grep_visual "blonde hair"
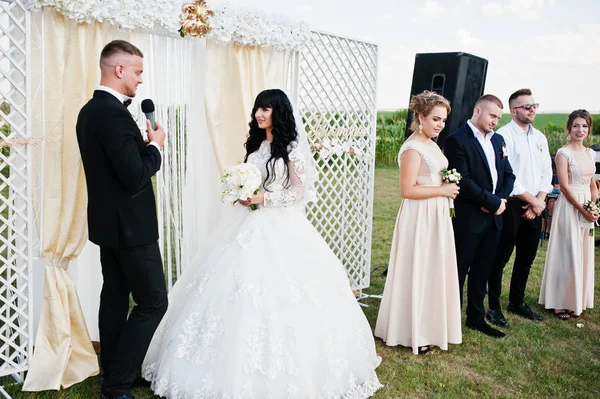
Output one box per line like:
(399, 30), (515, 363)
(408, 90), (451, 132)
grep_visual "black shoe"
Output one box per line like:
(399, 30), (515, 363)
(486, 309), (510, 328)
(466, 321), (507, 338)
(508, 302), (543, 321)
(100, 394), (135, 399)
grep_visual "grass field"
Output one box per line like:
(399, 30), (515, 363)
(378, 111), (590, 133)
(376, 111), (600, 165)
(3, 166), (599, 398)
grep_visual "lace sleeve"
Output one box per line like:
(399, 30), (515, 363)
(263, 146), (306, 208)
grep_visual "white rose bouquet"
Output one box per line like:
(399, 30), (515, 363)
(441, 168), (462, 217)
(221, 163), (263, 210)
(582, 199), (600, 236)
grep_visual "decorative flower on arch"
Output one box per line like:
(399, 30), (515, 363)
(179, 0), (213, 38)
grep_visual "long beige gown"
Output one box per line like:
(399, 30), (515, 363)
(375, 139), (462, 354)
(539, 147), (595, 315)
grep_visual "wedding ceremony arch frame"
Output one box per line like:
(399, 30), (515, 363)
(0, 3), (378, 390)
(154, 29), (379, 295)
(0, 0), (34, 393)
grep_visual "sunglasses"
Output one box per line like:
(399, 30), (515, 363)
(513, 103), (539, 110)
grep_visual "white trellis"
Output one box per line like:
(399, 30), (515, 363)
(0, 0), (33, 393)
(292, 31), (378, 294)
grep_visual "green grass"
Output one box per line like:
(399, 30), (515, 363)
(363, 166), (600, 398)
(377, 111), (600, 164)
(497, 113), (569, 131)
(3, 166), (600, 398)
(378, 111), (576, 132)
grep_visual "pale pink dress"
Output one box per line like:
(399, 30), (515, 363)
(539, 147), (595, 315)
(374, 139), (462, 354)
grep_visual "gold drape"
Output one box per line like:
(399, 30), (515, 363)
(24, 8), (144, 391)
(204, 41), (291, 169)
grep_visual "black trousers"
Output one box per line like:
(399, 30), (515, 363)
(99, 242), (168, 396)
(488, 199), (542, 309)
(454, 225), (501, 327)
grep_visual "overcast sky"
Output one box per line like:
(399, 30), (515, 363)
(223, 0), (599, 112)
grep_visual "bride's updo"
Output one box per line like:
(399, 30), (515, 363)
(408, 90), (451, 132)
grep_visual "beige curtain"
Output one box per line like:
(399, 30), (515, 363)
(204, 41), (291, 169)
(24, 8), (145, 391)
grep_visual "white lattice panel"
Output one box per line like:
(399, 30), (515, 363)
(0, 0), (32, 378)
(296, 31), (378, 290)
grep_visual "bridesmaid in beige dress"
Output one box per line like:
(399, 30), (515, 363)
(539, 109), (598, 319)
(375, 91), (462, 355)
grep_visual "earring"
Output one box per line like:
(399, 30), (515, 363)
(418, 124), (423, 135)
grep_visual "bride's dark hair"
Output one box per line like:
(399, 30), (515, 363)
(244, 89), (298, 188)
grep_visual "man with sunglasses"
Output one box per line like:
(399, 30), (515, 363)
(486, 88), (553, 328)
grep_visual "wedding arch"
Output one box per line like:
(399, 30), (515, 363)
(0, 0), (378, 394)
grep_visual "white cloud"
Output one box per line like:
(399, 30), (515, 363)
(417, 1), (445, 19)
(481, 3), (505, 17)
(388, 46), (410, 62)
(505, 0), (547, 21)
(481, 0), (554, 21)
(456, 28), (484, 48)
(379, 14), (394, 20)
(531, 24), (600, 65)
(294, 5), (313, 13)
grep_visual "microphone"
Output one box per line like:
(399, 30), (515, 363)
(141, 99), (156, 130)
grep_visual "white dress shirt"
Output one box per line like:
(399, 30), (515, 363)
(496, 119), (552, 197)
(96, 86), (161, 153)
(468, 120), (498, 193)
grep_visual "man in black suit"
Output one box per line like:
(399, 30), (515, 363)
(444, 95), (515, 338)
(76, 40), (168, 399)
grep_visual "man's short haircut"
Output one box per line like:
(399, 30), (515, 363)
(99, 40), (143, 69)
(475, 94), (503, 110)
(508, 88), (532, 108)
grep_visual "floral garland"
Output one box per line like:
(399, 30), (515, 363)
(311, 137), (369, 161)
(205, 4), (311, 51)
(25, 0), (311, 51)
(26, 0), (183, 32)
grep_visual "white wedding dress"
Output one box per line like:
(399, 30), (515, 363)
(142, 140), (382, 398)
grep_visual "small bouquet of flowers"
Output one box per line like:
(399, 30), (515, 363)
(441, 168), (462, 217)
(582, 199), (600, 236)
(221, 163), (262, 210)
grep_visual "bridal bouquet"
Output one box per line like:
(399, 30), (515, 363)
(441, 168), (462, 217)
(221, 163), (262, 210)
(582, 199), (600, 236)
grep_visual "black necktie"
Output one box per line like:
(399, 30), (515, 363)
(123, 99), (132, 108)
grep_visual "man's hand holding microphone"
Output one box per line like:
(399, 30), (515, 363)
(142, 99), (166, 150)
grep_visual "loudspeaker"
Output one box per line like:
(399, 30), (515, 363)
(406, 52), (488, 147)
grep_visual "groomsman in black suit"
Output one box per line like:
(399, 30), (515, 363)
(76, 40), (168, 399)
(444, 95), (515, 338)
(487, 89), (551, 326)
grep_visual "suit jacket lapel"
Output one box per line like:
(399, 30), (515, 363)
(465, 125), (493, 186)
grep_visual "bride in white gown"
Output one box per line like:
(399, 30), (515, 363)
(142, 89), (382, 398)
